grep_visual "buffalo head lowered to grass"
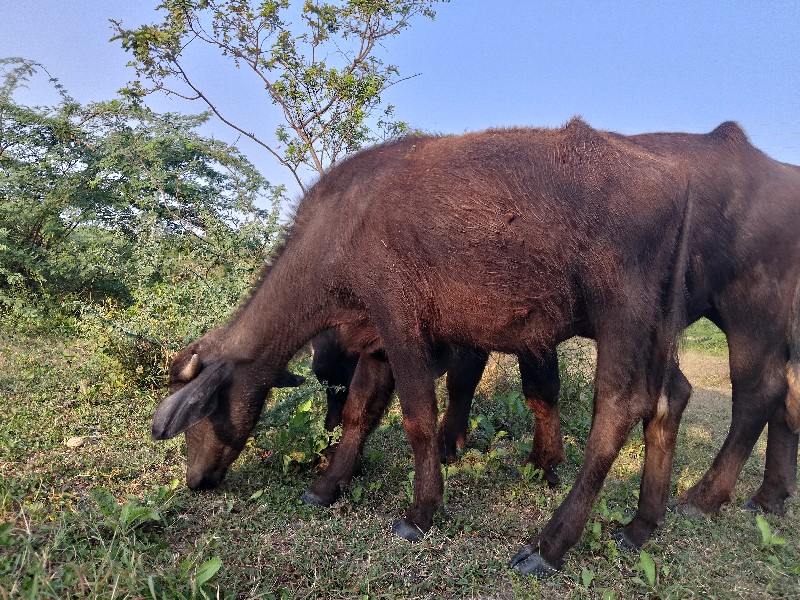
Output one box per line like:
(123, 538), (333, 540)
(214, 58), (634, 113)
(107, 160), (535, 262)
(152, 118), (699, 576)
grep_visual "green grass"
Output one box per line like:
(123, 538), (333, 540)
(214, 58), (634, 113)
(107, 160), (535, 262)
(684, 318), (729, 356)
(1, 325), (798, 598)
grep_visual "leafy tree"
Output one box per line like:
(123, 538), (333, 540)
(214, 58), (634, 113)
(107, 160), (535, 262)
(1, 59), (127, 301)
(113, 0), (443, 194)
(0, 58), (282, 336)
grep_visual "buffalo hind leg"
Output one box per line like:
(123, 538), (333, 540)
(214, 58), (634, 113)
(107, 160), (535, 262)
(615, 367), (692, 549)
(301, 350), (394, 507)
(511, 387), (646, 576)
(519, 350), (565, 487)
(673, 344), (786, 517)
(438, 346), (489, 463)
(744, 408), (798, 514)
(511, 330), (655, 577)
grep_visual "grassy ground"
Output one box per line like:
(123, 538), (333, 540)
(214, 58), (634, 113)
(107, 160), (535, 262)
(1, 320), (798, 598)
(683, 318), (729, 357)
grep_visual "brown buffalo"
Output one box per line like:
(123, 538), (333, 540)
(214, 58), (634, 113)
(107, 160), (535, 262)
(151, 119), (693, 576)
(317, 122), (800, 555)
(507, 123), (800, 532)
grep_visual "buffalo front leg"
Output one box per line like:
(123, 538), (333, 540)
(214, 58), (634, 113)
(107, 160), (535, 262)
(615, 367), (692, 549)
(310, 331), (359, 432)
(323, 384), (349, 432)
(519, 350), (565, 486)
(438, 346), (489, 463)
(301, 351), (394, 507)
(389, 361), (443, 542)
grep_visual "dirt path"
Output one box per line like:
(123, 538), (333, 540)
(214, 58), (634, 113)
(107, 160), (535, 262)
(564, 340), (734, 434)
(679, 349), (732, 438)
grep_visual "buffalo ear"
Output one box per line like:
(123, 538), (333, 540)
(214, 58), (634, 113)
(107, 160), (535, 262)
(152, 360), (231, 440)
(275, 370), (306, 388)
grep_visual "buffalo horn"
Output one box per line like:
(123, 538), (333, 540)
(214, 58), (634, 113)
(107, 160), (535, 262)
(179, 353), (202, 381)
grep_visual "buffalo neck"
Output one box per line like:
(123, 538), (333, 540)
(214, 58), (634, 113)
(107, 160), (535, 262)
(212, 239), (333, 380)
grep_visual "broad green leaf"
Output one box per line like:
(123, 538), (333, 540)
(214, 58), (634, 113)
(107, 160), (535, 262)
(639, 550), (656, 587)
(581, 568), (595, 589)
(195, 556), (222, 587)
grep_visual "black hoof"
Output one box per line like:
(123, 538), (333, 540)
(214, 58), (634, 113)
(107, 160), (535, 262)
(509, 547), (558, 578)
(299, 489), (335, 507)
(611, 529), (639, 551)
(391, 518), (424, 542)
(743, 497), (786, 515)
(741, 499), (761, 513)
(544, 470), (561, 488)
(509, 544), (536, 567)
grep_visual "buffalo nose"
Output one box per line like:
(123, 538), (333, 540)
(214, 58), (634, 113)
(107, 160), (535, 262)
(186, 469), (225, 491)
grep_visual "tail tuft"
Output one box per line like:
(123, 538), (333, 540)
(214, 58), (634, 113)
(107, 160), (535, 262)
(786, 278), (800, 434)
(786, 363), (800, 434)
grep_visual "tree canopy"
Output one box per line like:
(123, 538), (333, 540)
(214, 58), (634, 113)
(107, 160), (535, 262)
(0, 57), (281, 307)
(113, 0), (443, 194)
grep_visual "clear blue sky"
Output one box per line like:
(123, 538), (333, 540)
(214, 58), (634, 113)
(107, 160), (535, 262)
(2, 1), (799, 195)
